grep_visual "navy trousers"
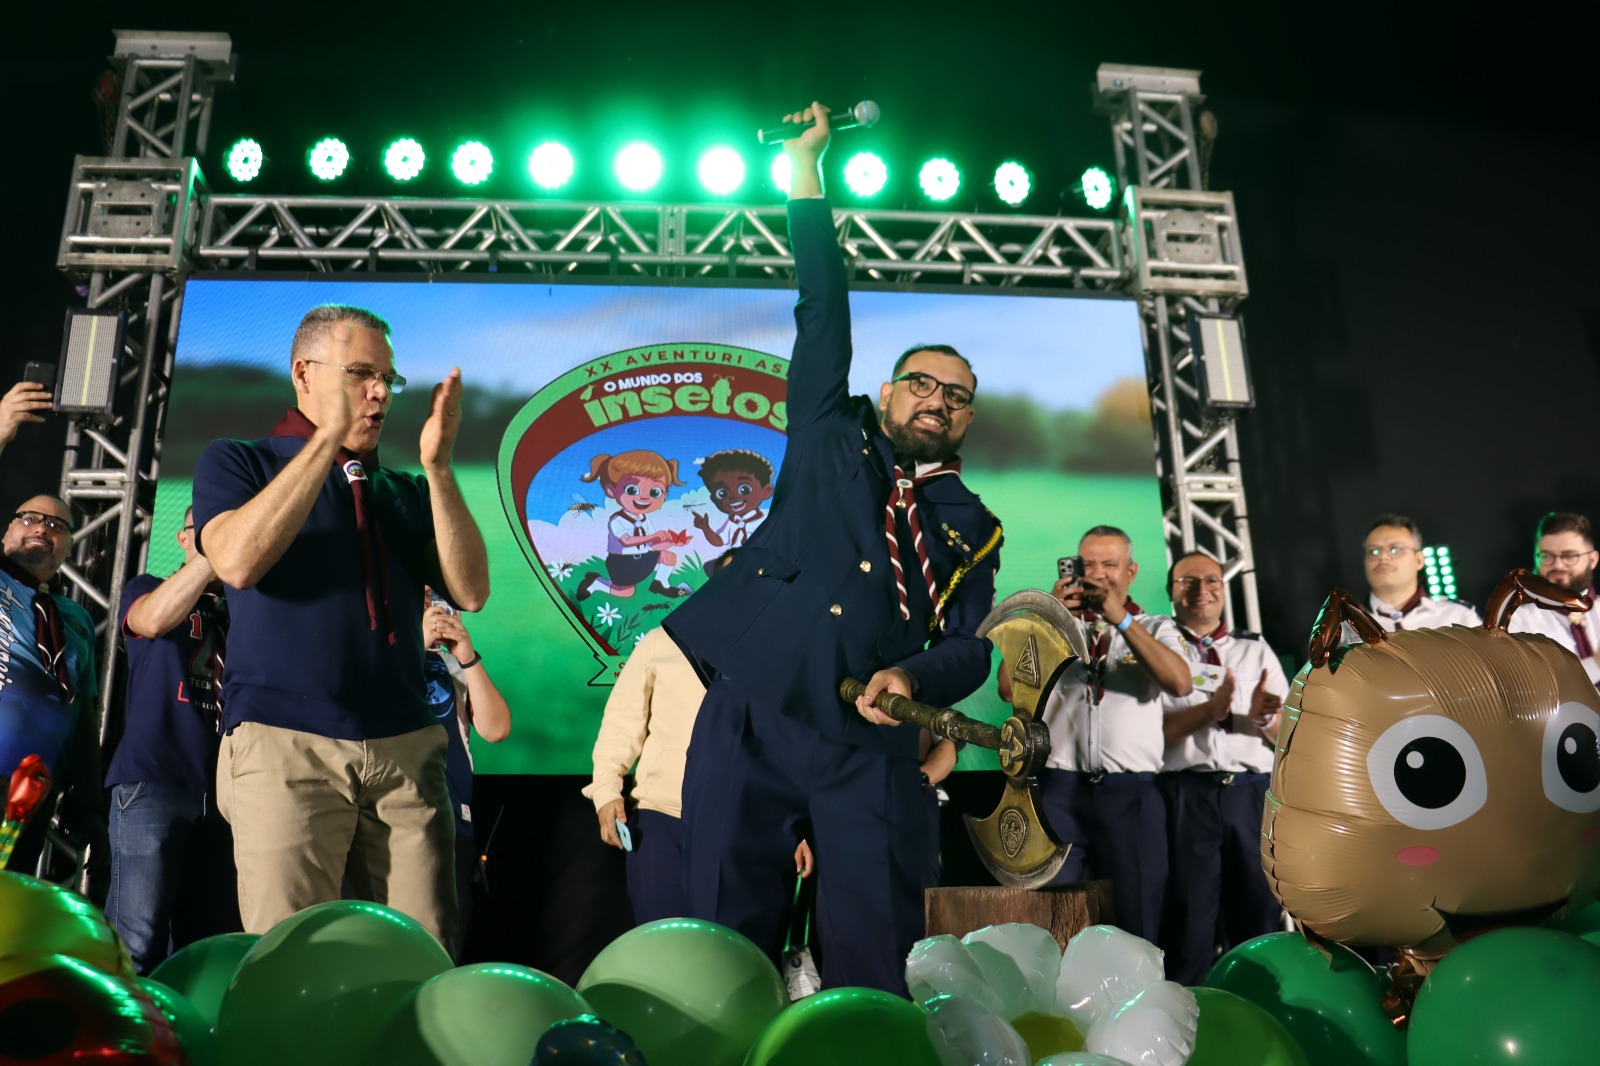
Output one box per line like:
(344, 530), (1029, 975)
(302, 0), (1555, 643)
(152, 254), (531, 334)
(1158, 770), (1283, 985)
(1036, 768), (1167, 943)
(625, 808), (687, 925)
(681, 678), (932, 996)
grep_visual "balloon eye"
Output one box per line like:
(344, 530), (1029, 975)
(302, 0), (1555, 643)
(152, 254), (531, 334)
(1543, 702), (1600, 813)
(1366, 715), (1487, 830)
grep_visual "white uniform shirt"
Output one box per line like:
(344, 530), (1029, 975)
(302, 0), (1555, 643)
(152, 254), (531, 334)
(1162, 626), (1289, 774)
(1340, 591), (1481, 645)
(1508, 592), (1600, 687)
(1041, 612), (1186, 774)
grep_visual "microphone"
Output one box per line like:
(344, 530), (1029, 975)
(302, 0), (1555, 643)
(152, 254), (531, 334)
(757, 101), (880, 145)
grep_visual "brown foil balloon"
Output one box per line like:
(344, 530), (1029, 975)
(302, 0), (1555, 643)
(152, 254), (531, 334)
(1263, 570), (1600, 964)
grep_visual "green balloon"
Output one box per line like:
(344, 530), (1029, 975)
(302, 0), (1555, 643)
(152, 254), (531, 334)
(1188, 986), (1311, 1066)
(149, 932), (260, 1027)
(363, 963), (594, 1065)
(1409, 927), (1600, 1066)
(577, 918), (788, 1066)
(1546, 901), (1600, 949)
(743, 987), (941, 1066)
(140, 978), (220, 1066)
(1203, 932), (1405, 1066)
(215, 901), (453, 1066)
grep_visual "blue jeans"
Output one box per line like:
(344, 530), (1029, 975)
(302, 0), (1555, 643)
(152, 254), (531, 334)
(107, 781), (241, 974)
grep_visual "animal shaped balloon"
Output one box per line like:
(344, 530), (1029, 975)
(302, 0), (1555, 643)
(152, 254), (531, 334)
(1263, 569), (1600, 971)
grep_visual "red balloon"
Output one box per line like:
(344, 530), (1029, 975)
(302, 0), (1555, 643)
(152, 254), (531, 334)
(0, 953), (185, 1064)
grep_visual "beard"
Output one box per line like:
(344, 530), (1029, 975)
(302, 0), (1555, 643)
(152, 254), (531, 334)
(882, 411), (962, 463)
(1555, 566), (1596, 594)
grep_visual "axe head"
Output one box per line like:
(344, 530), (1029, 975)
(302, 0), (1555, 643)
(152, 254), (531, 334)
(978, 590), (1089, 720)
(963, 777), (1071, 889)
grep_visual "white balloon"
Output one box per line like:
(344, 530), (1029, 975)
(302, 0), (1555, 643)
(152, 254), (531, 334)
(1084, 980), (1199, 1066)
(961, 923), (1064, 1017)
(1036, 1056), (1135, 1066)
(1055, 925), (1166, 1029)
(924, 994), (1032, 1066)
(907, 934), (1006, 1014)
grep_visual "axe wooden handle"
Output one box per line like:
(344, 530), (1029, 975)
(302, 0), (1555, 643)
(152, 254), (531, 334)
(838, 679), (1003, 749)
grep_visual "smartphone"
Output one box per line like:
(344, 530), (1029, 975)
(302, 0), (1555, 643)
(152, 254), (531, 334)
(615, 818), (634, 853)
(1057, 556), (1084, 583)
(22, 362), (57, 393)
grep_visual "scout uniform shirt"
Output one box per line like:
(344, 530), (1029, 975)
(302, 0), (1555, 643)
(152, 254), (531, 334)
(1162, 624), (1288, 775)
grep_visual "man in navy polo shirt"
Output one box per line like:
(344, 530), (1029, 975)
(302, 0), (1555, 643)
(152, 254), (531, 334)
(105, 506), (241, 973)
(192, 304), (490, 947)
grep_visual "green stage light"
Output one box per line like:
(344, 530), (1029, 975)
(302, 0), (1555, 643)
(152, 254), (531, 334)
(383, 138), (425, 182)
(615, 142), (663, 191)
(698, 147), (746, 196)
(770, 153), (792, 194)
(451, 142), (494, 185)
(843, 152), (887, 197)
(308, 137), (349, 182)
(225, 138), (263, 182)
(918, 158), (960, 202)
(994, 161), (1031, 206)
(1081, 165), (1115, 210)
(528, 142), (574, 189)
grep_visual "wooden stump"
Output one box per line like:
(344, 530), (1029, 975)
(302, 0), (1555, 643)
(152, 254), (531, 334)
(925, 882), (1115, 950)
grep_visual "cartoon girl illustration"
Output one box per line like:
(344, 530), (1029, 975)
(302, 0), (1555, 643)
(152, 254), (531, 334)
(575, 450), (691, 601)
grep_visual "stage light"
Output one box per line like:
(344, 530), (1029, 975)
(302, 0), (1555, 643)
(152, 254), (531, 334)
(770, 153), (792, 194)
(56, 309), (127, 417)
(994, 162), (1031, 206)
(224, 138), (262, 183)
(1422, 546), (1459, 600)
(698, 147), (746, 196)
(528, 142), (574, 189)
(451, 142), (494, 186)
(308, 137), (349, 182)
(615, 143), (663, 191)
(1081, 165), (1115, 211)
(918, 158), (960, 202)
(383, 138), (425, 182)
(843, 152), (886, 197)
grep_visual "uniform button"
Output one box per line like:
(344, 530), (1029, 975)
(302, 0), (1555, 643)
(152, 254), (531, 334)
(757, 567), (766, 576)
(859, 560), (872, 572)
(862, 448), (870, 454)
(829, 604), (843, 616)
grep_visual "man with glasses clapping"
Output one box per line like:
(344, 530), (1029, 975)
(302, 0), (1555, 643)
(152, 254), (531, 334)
(1509, 511), (1600, 687)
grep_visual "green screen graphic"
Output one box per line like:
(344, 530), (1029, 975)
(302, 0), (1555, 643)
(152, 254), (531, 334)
(158, 276), (1162, 774)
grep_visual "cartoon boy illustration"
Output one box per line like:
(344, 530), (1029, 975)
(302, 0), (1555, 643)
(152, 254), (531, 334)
(576, 450), (691, 601)
(690, 449), (775, 549)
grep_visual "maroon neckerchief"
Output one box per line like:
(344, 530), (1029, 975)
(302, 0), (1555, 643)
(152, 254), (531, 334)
(1573, 589), (1598, 660)
(0, 554), (74, 701)
(1180, 620), (1232, 731)
(270, 408), (397, 645)
(1081, 597), (1143, 702)
(1375, 586), (1427, 630)
(884, 459), (961, 630)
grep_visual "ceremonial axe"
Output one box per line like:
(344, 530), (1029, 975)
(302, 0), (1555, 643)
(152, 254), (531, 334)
(840, 589), (1089, 889)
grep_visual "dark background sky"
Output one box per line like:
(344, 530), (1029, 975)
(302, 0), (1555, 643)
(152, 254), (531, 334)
(5, 0), (1597, 650)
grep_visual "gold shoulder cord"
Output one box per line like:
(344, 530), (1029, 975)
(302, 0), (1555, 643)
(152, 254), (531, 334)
(929, 521), (1003, 633)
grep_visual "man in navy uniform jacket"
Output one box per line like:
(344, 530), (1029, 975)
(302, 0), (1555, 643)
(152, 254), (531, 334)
(665, 102), (1002, 995)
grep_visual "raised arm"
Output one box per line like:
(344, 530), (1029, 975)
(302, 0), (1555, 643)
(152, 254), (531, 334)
(781, 102), (854, 428)
(421, 369), (490, 612)
(197, 360), (354, 587)
(124, 556), (216, 638)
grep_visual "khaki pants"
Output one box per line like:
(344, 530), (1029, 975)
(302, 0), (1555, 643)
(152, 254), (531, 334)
(217, 721), (457, 948)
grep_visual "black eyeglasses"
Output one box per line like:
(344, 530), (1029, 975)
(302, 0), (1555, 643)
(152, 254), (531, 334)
(892, 371), (974, 410)
(302, 359), (407, 394)
(12, 510), (74, 534)
(1537, 549), (1597, 567)
(1172, 576), (1225, 591)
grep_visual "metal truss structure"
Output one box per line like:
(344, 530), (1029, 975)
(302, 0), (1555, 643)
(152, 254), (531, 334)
(193, 196), (1124, 286)
(52, 45), (1260, 763)
(1096, 63), (1259, 630)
